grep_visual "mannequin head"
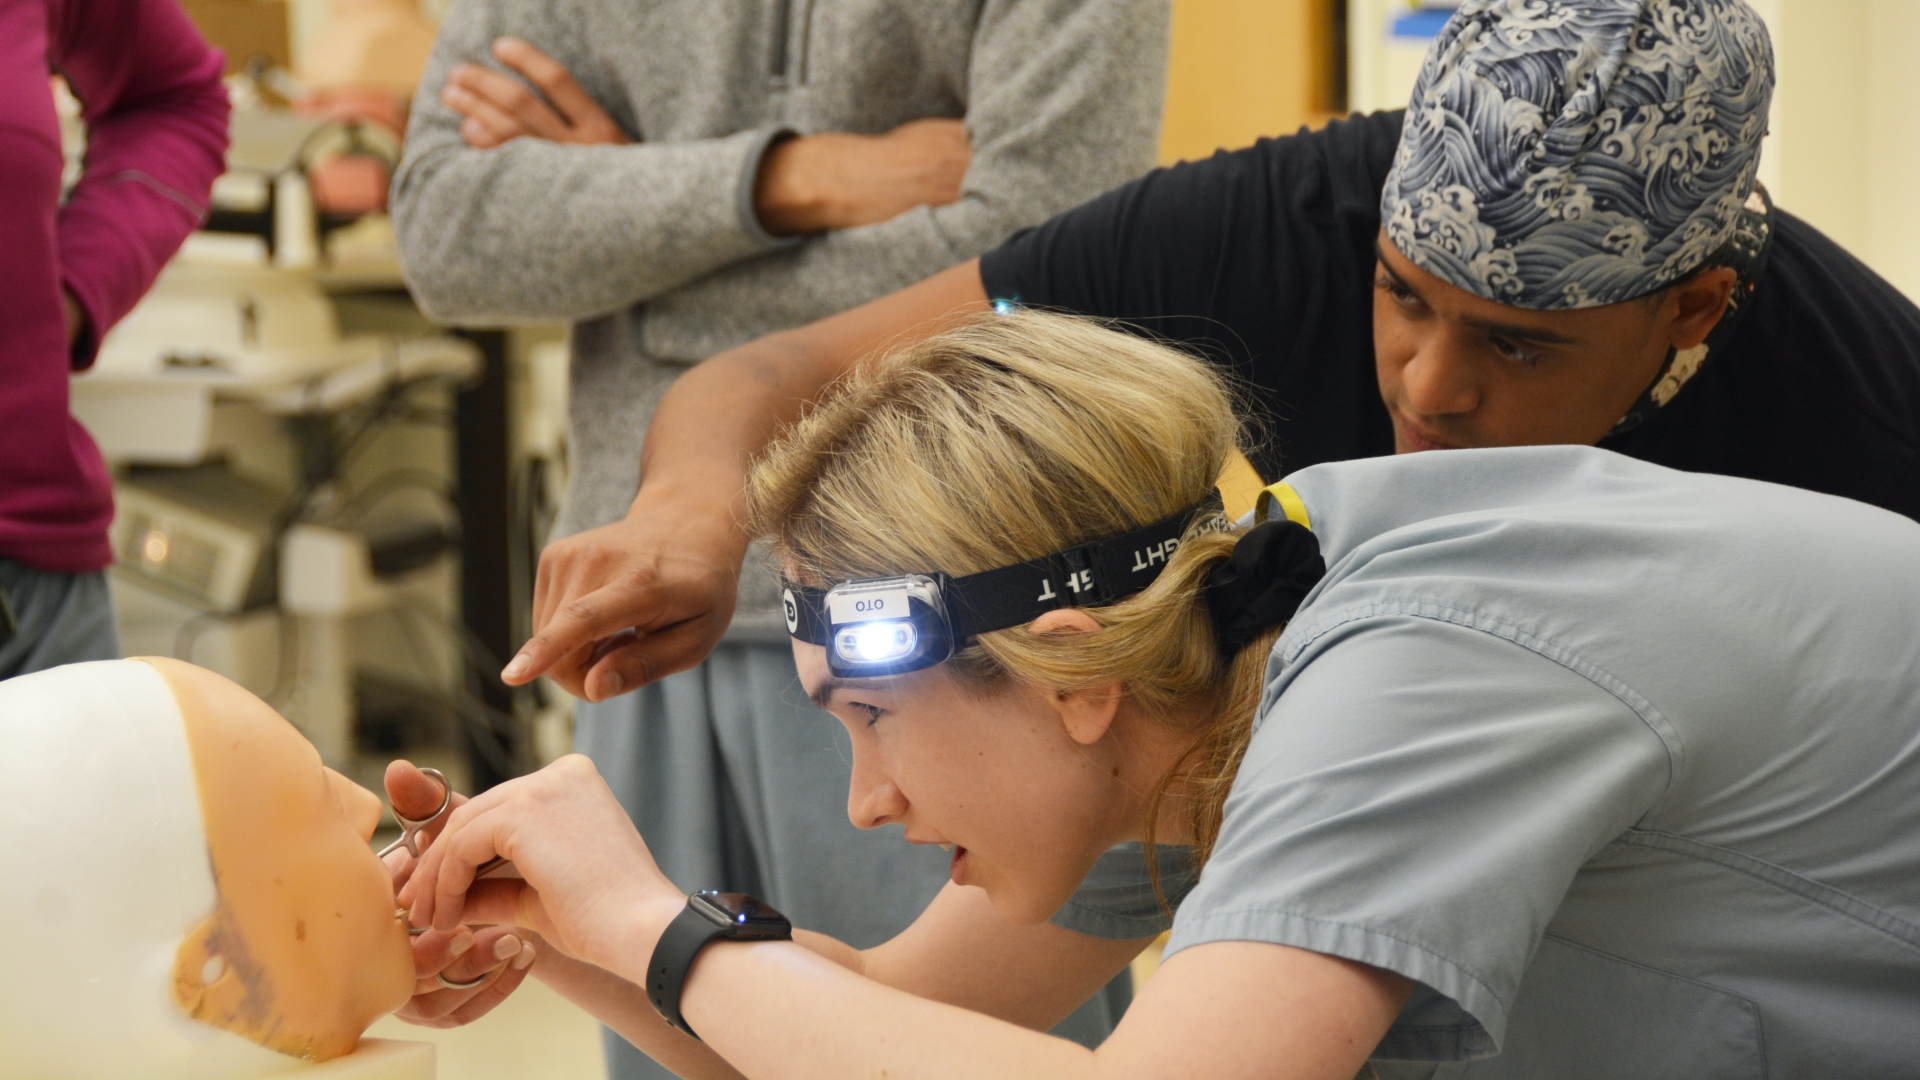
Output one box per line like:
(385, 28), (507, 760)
(0, 659), (412, 1079)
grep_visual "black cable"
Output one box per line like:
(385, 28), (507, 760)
(336, 468), (459, 530)
(260, 613), (300, 708)
(388, 600), (522, 778)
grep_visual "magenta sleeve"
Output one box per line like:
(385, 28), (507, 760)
(53, 0), (229, 368)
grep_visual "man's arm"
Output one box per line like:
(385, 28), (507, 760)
(630, 0), (1170, 360)
(505, 260), (987, 694)
(433, 37), (973, 236)
(390, 0), (804, 325)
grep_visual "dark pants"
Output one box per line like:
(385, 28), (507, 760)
(0, 559), (121, 680)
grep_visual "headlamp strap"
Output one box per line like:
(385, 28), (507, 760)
(944, 495), (1219, 639)
(783, 582), (833, 646)
(783, 493), (1224, 650)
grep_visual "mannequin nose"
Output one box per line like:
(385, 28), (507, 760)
(1400, 340), (1482, 418)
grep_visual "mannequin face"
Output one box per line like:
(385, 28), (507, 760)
(146, 657), (413, 1062)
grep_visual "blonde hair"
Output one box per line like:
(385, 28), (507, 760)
(748, 311), (1284, 876)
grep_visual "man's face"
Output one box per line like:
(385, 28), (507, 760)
(1371, 229), (1679, 452)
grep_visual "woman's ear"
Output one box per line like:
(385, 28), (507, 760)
(1029, 609), (1123, 746)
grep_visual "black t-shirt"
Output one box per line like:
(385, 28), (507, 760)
(980, 111), (1920, 522)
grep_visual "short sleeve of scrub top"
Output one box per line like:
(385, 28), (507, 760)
(1165, 608), (1674, 1061)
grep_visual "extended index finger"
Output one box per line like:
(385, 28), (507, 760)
(503, 584), (641, 686)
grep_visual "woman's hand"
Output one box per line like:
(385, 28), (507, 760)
(397, 755), (682, 970)
(397, 925), (540, 1028)
(384, 760), (539, 1027)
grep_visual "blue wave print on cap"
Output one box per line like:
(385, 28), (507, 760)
(1382, 0), (1774, 309)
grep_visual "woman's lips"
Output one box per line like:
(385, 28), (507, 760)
(949, 846), (970, 885)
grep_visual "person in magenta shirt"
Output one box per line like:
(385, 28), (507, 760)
(0, 0), (228, 677)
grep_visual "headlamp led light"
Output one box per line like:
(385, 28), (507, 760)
(783, 495), (1221, 678)
(821, 574), (954, 675)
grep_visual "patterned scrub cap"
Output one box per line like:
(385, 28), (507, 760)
(1382, 0), (1775, 310)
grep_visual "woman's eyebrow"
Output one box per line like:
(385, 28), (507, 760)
(808, 677), (890, 709)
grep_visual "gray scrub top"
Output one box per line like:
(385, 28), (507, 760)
(1136, 446), (1920, 1077)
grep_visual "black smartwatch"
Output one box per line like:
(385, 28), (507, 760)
(646, 891), (792, 1039)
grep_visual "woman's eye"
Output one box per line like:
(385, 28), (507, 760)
(852, 702), (885, 726)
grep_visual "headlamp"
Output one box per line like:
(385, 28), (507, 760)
(783, 495), (1220, 678)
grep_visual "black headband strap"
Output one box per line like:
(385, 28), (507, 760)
(784, 494), (1223, 647)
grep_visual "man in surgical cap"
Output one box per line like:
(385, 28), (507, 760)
(495, 0), (1920, 841)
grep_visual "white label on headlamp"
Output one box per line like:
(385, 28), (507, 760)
(828, 587), (911, 624)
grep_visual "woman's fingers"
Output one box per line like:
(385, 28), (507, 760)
(381, 759), (470, 886)
(412, 927), (530, 994)
(408, 925), (474, 981)
(399, 779), (521, 931)
(399, 942), (537, 1028)
(398, 757), (667, 969)
(399, 923), (542, 1029)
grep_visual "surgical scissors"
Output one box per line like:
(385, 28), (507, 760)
(379, 766), (508, 880)
(378, 767), (455, 860)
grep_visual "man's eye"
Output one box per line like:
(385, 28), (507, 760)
(1489, 336), (1543, 366)
(1375, 276), (1420, 307)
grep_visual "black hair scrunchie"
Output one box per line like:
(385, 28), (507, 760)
(1203, 519), (1326, 655)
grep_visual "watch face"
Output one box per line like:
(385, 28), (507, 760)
(690, 891), (790, 938)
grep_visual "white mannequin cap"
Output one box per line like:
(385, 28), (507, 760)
(0, 660), (302, 1080)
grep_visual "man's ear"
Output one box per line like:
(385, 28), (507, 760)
(1664, 266), (1738, 350)
(1029, 609), (1123, 746)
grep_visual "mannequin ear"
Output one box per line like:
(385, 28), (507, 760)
(1029, 609), (1123, 746)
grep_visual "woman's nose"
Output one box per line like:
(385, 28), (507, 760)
(847, 770), (908, 831)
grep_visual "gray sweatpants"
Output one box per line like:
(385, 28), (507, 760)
(576, 641), (1127, 1079)
(0, 560), (120, 680)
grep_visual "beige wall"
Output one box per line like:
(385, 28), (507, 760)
(1756, 0), (1920, 301)
(1159, 0), (1337, 164)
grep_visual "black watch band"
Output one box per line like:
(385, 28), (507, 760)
(646, 891), (792, 1040)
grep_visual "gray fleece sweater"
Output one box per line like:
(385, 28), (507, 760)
(394, 0), (1168, 639)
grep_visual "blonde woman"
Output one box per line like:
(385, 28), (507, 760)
(395, 313), (1920, 1078)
